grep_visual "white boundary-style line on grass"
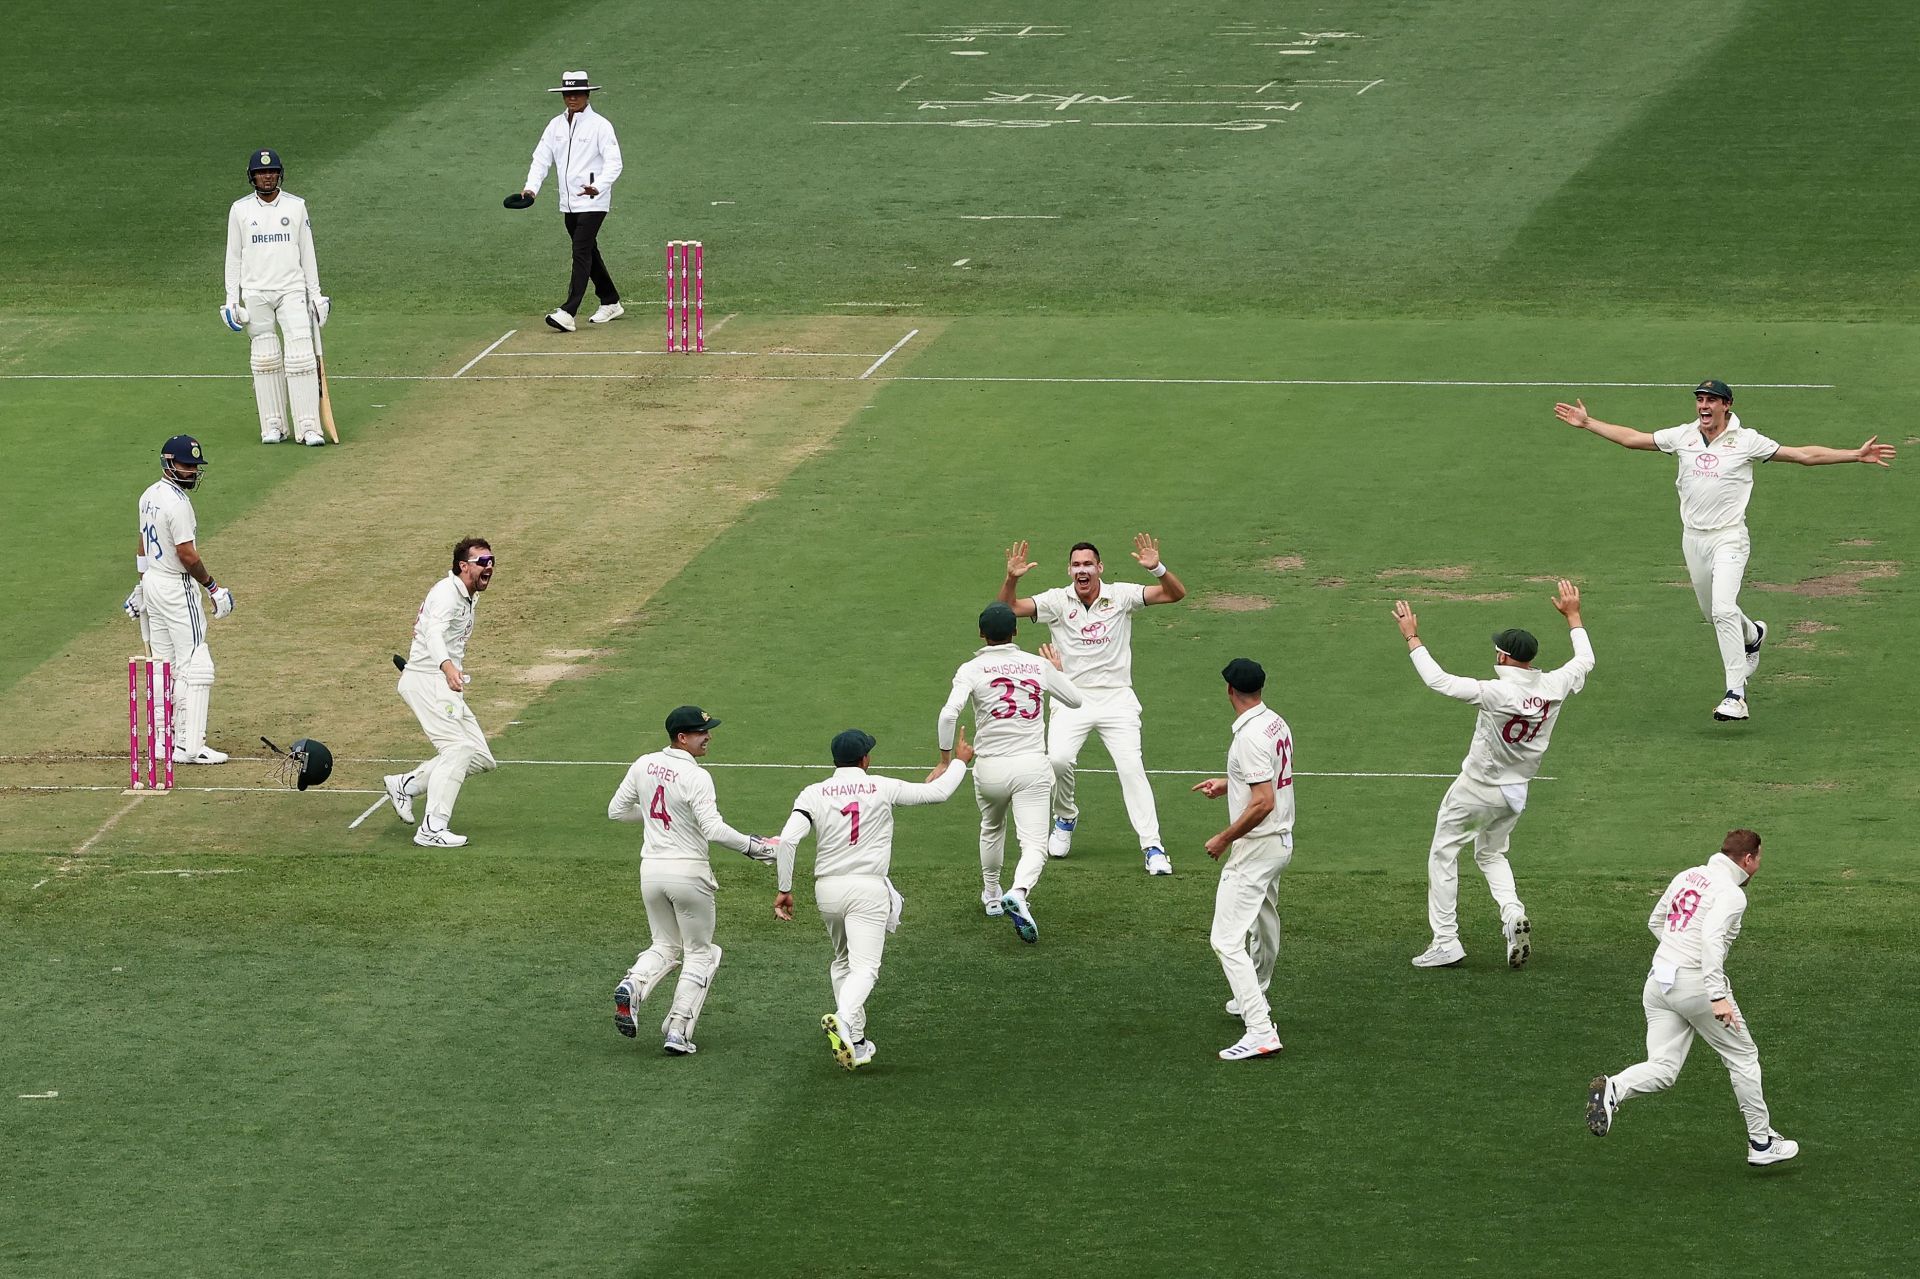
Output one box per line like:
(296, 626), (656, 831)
(860, 330), (919, 379)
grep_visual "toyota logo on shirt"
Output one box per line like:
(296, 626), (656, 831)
(1080, 620), (1110, 645)
(1694, 452), (1721, 473)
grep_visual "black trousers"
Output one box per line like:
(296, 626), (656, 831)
(561, 211), (618, 314)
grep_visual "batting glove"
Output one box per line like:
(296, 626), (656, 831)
(220, 302), (248, 331)
(123, 584), (144, 620)
(208, 582), (236, 619)
(312, 294), (331, 326)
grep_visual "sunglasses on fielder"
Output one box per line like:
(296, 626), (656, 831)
(468, 555), (496, 567)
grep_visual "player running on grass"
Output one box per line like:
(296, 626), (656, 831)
(1553, 381), (1893, 722)
(998, 534), (1186, 876)
(936, 602), (1084, 941)
(1391, 581), (1594, 971)
(1586, 829), (1797, 1168)
(771, 728), (972, 1071)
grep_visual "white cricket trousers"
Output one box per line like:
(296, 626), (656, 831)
(1048, 685), (1162, 849)
(629, 863), (721, 1035)
(1611, 969), (1773, 1143)
(396, 670), (496, 825)
(974, 753), (1052, 896)
(1212, 832), (1292, 1037)
(138, 570), (214, 755)
(1682, 525), (1760, 696)
(816, 874), (890, 1043)
(1427, 774), (1526, 946)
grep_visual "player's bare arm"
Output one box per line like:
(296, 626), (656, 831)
(1771, 436), (1897, 468)
(931, 724), (972, 780)
(1392, 600), (1423, 651)
(1552, 399), (1660, 451)
(176, 540), (211, 587)
(999, 540), (1039, 618)
(1552, 579), (1583, 628)
(1134, 532), (1187, 605)
(1203, 779), (1275, 859)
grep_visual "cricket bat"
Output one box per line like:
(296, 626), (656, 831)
(311, 297), (341, 443)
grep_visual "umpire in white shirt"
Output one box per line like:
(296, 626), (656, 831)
(519, 71), (625, 333)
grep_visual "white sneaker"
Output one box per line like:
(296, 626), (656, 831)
(1411, 940), (1467, 968)
(1219, 1029), (1283, 1061)
(298, 428), (326, 446)
(171, 745), (228, 765)
(1504, 914), (1532, 969)
(587, 302), (625, 324)
(261, 428), (287, 444)
(663, 1030), (697, 1055)
(1001, 891), (1038, 944)
(1713, 692), (1749, 721)
(1747, 1131), (1799, 1166)
(1586, 1074), (1618, 1136)
(413, 824), (468, 848)
(1047, 818), (1075, 858)
(1144, 847), (1173, 876)
(1226, 997), (1241, 1016)
(981, 887), (1004, 917)
(382, 773), (416, 824)
(613, 977), (639, 1038)
(851, 1038), (877, 1068)
(1744, 620), (1768, 678)
(544, 308), (577, 332)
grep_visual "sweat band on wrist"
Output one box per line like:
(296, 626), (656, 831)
(136, 555), (149, 573)
(1149, 562), (1168, 578)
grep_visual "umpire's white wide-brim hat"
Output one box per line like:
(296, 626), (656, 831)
(549, 71), (601, 93)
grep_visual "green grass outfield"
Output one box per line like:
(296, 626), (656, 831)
(3, 1), (1916, 1275)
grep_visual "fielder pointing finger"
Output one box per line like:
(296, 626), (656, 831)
(1553, 381), (1893, 722)
(998, 534), (1187, 876)
(223, 149), (329, 446)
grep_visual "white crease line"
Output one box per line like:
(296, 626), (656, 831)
(1357, 78), (1385, 95)
(488, 349), (881, 359)
(860, 329), (920, 379)
(0, 373), (1840, 390)
(73, 795), (144, 857)
(959, 214), (1061, 220)
(832, 302), (923, 307)
(124, 868), (243, 876)
(453, 329), (516, 378)
(18, 1092), (59, 1100)
(896, 75), (922, 92)
(5, 784), (383, 795)
(706, 312), (738, 336)
(347, 796), (388, 830)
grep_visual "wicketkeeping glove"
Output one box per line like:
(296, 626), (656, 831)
(123, 584), (144, 620)
(220, 302), (248, 331)
(208, 581), (236, 619)
(745, 835), (779, 863)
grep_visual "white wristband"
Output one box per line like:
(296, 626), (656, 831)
(1148, 562), (1168, 578)
(136, 555), (149, 574)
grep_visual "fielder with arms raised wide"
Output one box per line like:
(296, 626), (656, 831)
(223, 149), (329, 445)
(1393, 581), (1594, 970)
(1586, 829), (1797, 1168)
(999, 534), (1186, 876)
(126, 435), (235, 765)
(611, 707), (777, 1056)
(772, 727), (971, 1071)
(1192, 658), (1296, 1062)
(383, 538), (498, 848)
(936, 602), (1083, 940)
(1553, 380), (1892, 722)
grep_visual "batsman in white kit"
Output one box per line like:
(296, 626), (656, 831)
(936, 602), (1084, 942)
(383, 539), (498, 848)
(772, 728), (972, 1071)
(1553, 380), (1893, 721)
(1191, 659), (1295, 1062)
(223, 149), (331, 445)
(610, 706), (777, 1056)
(125, 435), (235, 765)
(1393, 581), (1594, 970)
(998, 535), (1187, 876)
(1586, 829), (1798, 1167)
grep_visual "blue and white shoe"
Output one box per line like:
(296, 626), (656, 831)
(1047, 818), (1076, 858)
(662, 1030), (696, 1055)
(981, 887), (1004, 918)
(1144, 847), (1172, 876)
(1001, 891), (1038, 944)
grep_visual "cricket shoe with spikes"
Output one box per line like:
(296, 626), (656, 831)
(1411, 940), (1467, 968)
(1586, 1074), (1618, 1136)
(1744, 620), (1768, 678)
(1504, 914), (1533, 969)
(1000, 890), (1038, 944)
(172, 745), (229, 765)
(413, 822), (468, 848)
(382, 773), (416, 824)
(1219, 1029), (1283, 1061)
(1713, 692), (1750, 722)
(822, 1013), (856, 1070)
(613, 977), (638, 1038)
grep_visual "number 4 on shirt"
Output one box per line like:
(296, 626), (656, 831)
(649, 784), (672, 829)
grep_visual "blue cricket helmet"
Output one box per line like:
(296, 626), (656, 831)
(247, 148), (283, 176)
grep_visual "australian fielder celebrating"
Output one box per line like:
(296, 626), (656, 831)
(999, 535), (1187, 876)
(223, 149), (330, 446)
(1393, 581), (1595, 970)
(936, 603), (1083, 941)
(772, 728), (971, 1071)
(1553, 380), (1892, 721)
(127, 435), (234, 765)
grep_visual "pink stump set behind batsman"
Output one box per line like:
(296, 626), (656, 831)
(666, 240), (704, 353)
(127, 656), (174, 793)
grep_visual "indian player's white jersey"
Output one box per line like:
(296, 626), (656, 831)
(406, 574), (477, 673)
(775, 764), (967, 890)
(137, 479), (197, 576)
(225, 191), (321, 297)
(1645, 852), (1750, 1000)
(938, 644), (1084, 758)
(1226, 704), (1295, 840)
(609, 747), (756, 875)
(1030, 582), (1148, 690)
(1410, 630), (1594, 786)
(1651, 415), (1781, 532)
